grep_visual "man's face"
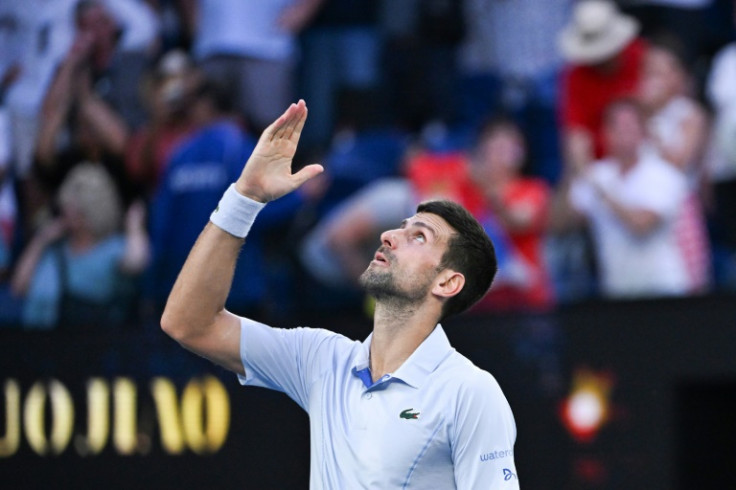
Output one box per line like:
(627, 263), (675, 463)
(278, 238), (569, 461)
(474, 127), (525, 181)
(77, 4), (117, 51)
(359, 212), (455, 304)
(604, 104), (645, 157)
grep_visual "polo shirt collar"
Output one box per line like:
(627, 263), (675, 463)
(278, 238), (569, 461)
(351, 324), (454, 389)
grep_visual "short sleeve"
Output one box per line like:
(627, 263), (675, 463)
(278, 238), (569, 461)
(22, 249), (61, 329)
(237, 317), (341, 411)
(452, 371), (519, 489)
(569, 176), (597, 215)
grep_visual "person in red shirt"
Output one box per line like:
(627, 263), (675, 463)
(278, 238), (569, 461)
(558, 0), (647, 173)
(469, 119), (554, 312)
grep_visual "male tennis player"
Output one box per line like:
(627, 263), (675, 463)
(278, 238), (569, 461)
(162, 100), (519, 488)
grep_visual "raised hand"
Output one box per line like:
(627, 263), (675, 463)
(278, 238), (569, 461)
(235, 100), (323, 202)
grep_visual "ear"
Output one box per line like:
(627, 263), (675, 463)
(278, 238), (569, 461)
(432, 269), (465, 299)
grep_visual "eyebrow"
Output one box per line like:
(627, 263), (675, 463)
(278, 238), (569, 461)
(400, 219), (437, 239)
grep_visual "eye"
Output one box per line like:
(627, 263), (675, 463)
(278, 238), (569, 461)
(414, 233), (426, 243)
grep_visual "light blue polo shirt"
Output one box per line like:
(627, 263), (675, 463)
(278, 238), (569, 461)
(238, 317), (519, 489)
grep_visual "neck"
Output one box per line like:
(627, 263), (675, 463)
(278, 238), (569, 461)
(594, 56), (621, 75)
(615, 151), (639, 173)
(68, 231), (97, 253)
(489, 172), (512, 189)
(368, 299), (439, 382)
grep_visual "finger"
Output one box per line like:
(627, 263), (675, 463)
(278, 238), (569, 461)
(291, 163), (324, 188)
(283, 100), (305, 140)
(264, 113), (287, 143)
(266, 103), (295, 142)
(278, 103), (302, 140)
(288, 100), (308, 141)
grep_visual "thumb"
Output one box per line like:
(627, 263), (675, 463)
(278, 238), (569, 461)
(292, 163), (324, 188)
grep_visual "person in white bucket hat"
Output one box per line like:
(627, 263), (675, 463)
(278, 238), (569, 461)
(559, 0), (640, 65)
(558, 0), (646, 175)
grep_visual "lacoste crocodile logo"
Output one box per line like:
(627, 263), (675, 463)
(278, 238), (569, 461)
(400, 408), (420, 420)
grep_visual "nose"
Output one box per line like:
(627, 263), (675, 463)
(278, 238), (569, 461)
(380, 229), (398, 249)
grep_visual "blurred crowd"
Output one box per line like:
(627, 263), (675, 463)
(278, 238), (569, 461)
(0, 0), (735, 329)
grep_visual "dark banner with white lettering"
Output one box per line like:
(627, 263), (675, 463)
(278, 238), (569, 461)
(1, 296), (735, 489)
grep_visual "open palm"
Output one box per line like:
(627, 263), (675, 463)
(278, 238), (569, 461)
(236, 100), (323, 202)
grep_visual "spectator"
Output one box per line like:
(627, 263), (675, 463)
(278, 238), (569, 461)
(1, 0), (81, 184)
(458, 0), (572, 184)
(148, 80), (324, 318)
(704, 18), (736, 288)
(31, 0), (140, 229)
(11, 163), (149, 329)
(1, 0), (156, 189)
(187, 0), (324, 133)
(558, 0), (646, 173)
(638, 35), (711, 292)
(98, 0), (161, 129)
(618, 0), (734, 79)
(563, 99), (692, 298)
(469, 120), (554, 312)
(549, 0), (647, 302)
(125, 50), (198, 198)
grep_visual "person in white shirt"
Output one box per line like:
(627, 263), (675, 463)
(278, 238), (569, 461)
(567, 98), (691, 298)
(161, 100), (519, 489)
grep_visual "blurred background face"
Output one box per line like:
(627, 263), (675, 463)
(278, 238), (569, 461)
(77, 4), (116, 44)
(59, 200), (85, 234)
(76, 2), (118, 68)
(475, 126), (525, 181)
(638, 46), (685, 109)
(604, 103), (645, 157)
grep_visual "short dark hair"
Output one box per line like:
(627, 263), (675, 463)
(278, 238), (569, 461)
(648, 31), (690, 68)
(475, 116), (523, 146)
(416, 200), (497, 320)
(75, 0), (99, 23)
(194, 78), (234, 114)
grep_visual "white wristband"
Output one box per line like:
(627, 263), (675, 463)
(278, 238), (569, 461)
(210, 184), (266, 238)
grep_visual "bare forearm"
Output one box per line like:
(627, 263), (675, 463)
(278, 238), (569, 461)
(78, 95), (130, 155)
(161, 223), (243, 341)
(549, 176), (584, 233)
(41, 62), (76, 121)
(36, 64), (77, 164)
(563, 128), (594, 175)
(11, 239), (49, 296)
(601, 193), (659, 235)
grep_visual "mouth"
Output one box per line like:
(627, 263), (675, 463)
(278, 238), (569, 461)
(372, 250), (389, 266)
